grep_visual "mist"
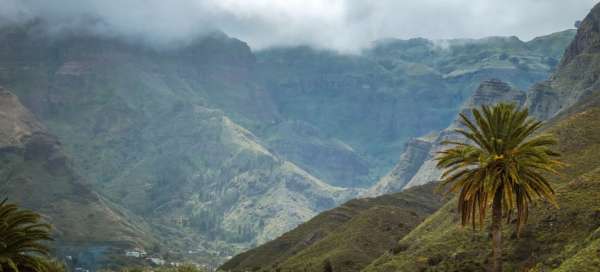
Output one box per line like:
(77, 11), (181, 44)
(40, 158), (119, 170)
(0, 0), (596, 52)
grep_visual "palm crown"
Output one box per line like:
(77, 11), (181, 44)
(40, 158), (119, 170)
(0, 199), (53, 272)
(436, 103), (562, 234)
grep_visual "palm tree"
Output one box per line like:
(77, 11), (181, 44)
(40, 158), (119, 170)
(0, 199), (53, 272)
(436, 103), (562, 272)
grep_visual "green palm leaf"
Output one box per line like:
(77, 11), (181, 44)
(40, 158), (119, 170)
(0, 199), (53, 272)
(436, 102), (562, 272)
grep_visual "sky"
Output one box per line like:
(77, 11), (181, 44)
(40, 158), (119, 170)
(0, 0), (597, 52)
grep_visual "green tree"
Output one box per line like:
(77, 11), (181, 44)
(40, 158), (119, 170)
(436, 103), (562, 272)
(0, 199), (53, 272)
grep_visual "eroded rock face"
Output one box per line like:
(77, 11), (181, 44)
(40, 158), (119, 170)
(560, 3), (600, 68)
(527, 2), (600, 120)
(389, 2), (600, 192)
(364, 136), (435, 197)
(402, 79), (526, 190)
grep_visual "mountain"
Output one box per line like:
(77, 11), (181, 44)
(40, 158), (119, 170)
(0, 86), (156, 269)
(220, 183), (444, 272)
(364, 135), (436, 196)
(0, 20), (575, 266)
(225, 3), (600, 271)
(256, 31), (575, 187)
(0, 28), (357, 265)
(360, 3), (600, 271)
(368, 7), (598, 197)
(365, 89), (600, 272)
(367, 79), (527, 195)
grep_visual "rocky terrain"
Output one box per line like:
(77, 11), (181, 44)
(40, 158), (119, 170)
(0, 86), (156, 269)
(227, 3), (600, 271)
(0, 19), (575, 266)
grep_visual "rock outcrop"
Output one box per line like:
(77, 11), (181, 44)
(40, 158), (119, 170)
(527, 3), (600, 120)
(363, 135), (435, 196)
(402, 79), (526, 189)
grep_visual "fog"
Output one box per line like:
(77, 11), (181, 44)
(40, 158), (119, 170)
(0, 0), (596, 52)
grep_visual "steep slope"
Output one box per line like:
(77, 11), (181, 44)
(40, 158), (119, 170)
(220, 183), (443, 272)
(364, 135), (436, 196)
(364, 3), (600, 271)
(0, 28), (353, 265)
(0, 86), (155, 268)
(527, 4), (600, 120)
(0, 21), (576, 266)
(256, 31), (574, 187)
(364, 92), (600, 272)
(369, 79), (526, 194)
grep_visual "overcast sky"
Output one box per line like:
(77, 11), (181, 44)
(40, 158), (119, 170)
(0, 0), (597, 52)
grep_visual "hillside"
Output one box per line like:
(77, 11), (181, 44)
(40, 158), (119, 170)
(256, 31), (575, 186)
(223, 3), (600, 270)
(0, 86), (156, 269)
(0, 28), (355, 265)
(367, 79), (527, 195)
(220, 183), (444, 272)
(363, 3), (600, 271)
(365, 90), (600, 272)
(0, 21), (575, 266)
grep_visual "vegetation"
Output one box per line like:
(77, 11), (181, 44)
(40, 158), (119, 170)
(365, 94), (600, 271)
(436, 103), (562, 271)
(0, 199), (53, 272)
(219, 183), (444, 272)
(105, 264), (206, 272)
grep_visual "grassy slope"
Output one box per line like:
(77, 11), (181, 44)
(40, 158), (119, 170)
(220, 183), (444, 272)
(364, 95), (600, 272)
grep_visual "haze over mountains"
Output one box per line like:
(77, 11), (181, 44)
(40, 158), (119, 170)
(0, 6), (584, 268)
(222, 2), (600, 271)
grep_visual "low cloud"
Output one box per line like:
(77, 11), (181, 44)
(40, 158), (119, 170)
(0, 0), (596, 52)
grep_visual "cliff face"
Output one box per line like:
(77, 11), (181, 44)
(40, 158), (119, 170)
(363, 136), (435, 196)
(361, 4), (600, 269)
(559, 4), (600, 68)
(527, 3), (600, 120)
(256, 31), (573, 186)
(379, 10), (600, 192)
(0, 21), (576, 266)
(372, 79), (526, 192)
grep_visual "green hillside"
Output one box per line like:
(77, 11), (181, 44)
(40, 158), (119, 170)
(365, 92), (600, 272)
(222, 3), (600, 270)
(364, 3), (600, 271)
(220, 183), (444, 272)
(0, 18), (576, 267)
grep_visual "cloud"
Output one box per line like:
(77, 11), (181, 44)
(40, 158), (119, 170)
(0, 0), (596, 52)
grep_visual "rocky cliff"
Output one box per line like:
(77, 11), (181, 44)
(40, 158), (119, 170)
(256, 31), (574, 187)
(363, 135), (435, 197)
(370, 79), (526, 193)
(373, 3), (600, 194)
(526, 4), (600, 120)
(0, 21), (576, 265)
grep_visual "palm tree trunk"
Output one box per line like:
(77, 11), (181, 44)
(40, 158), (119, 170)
(491, 189), (503, 272)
